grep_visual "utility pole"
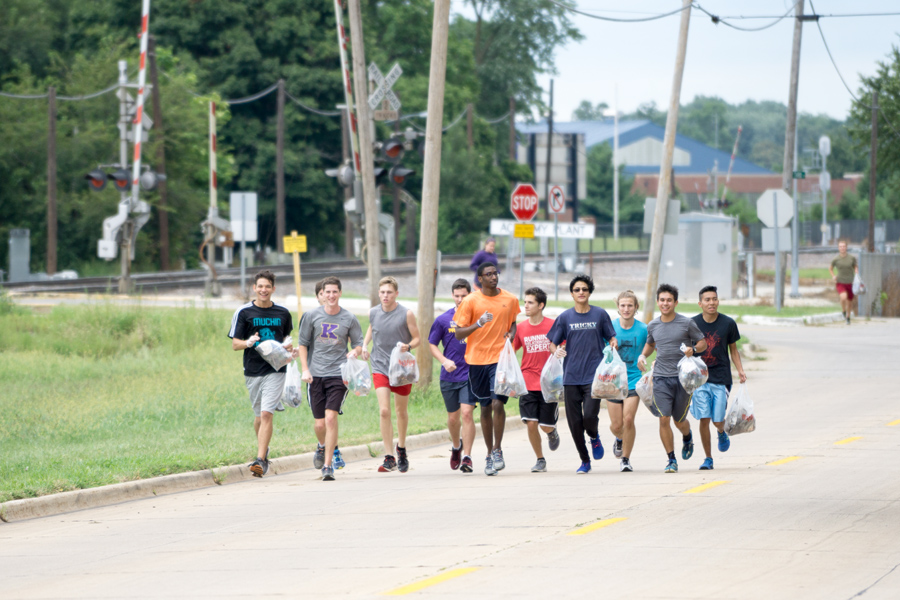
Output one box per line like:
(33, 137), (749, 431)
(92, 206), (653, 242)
(781, 0), (804, 308)
(347, 0), (381, 306)
(509, 96), (516, 161)
(868, 91), (878, 253)
(276, 78), (286, 254)
(545, 80), (554, 218)
(339, 107), (354, 258)
(790, 126), (800, 296)
(416, 0), (451, 388)
(393, 111), (402, 253)
(642, 0), (692, 324)
(47, 86), (57, 276)
(148, 35), (170, 271)
(466, 103), (474, 150)
(612, 85), (620, 240)
(545, 80), (558, 299)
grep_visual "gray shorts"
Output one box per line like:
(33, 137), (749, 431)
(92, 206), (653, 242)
(652, 376), (691, 422)
(440, 379), (472, 412)
(245, 372), (286, 417)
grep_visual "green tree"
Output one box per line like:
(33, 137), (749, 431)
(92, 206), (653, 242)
(581, 142), (645, 224)
(571, 100), (609, 121)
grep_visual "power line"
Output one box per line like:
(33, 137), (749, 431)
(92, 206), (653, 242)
(224, 82), (279, 105)
(284, 91), (342, 116)
(546, 0), (690, 23)
(0, 83), (118, 101)
(693, 2), (799, 32)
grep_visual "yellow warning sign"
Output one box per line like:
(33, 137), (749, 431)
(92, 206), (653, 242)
(513, 223), (535, 239)
(283, 234), (307, 253)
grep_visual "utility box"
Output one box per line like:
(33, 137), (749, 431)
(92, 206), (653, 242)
(659, 212), (738, 300)
(8, 229), (31, 283)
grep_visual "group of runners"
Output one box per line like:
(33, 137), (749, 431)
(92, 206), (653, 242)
(228, 263), (746, 481)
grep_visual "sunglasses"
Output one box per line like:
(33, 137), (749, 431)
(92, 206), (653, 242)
(572, 287), (590, 292)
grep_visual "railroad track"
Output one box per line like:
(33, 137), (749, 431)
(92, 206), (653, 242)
(3, 251), (650, 294)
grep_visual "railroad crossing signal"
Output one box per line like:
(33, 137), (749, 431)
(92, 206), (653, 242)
(368, 62), (402, 120)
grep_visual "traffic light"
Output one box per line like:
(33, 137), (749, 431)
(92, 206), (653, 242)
(381, 139), (404, 161)
(139, 171), (167, 191)
(389, 166), (415, 186)
(85, 169), (107, 191)
(325, 161), (354, 187)
(107, 169), (132, 192)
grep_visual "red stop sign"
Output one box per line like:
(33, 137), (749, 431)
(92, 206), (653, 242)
(510, 183), (539, 221)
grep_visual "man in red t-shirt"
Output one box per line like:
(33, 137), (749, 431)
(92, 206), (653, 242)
(513, 287), (561, 472)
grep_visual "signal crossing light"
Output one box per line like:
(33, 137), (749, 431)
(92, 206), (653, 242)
(325, 162), (354, 187)
(107, 169), (132, 192)
(389, 166), (415, 187)
(85, 169), (107, 191)
(381, 139), (404, 161)
(140, 171), (167, 191)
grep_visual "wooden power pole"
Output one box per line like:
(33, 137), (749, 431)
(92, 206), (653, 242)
(47, 86), (57, 276)
(416, 0), (451, 387)
(347, 0), (382, 306)
(642, 0), (692, 324)
(869, 91), (878, 253)
(276, 78), (286, 254)
(148, 35), (170, 271)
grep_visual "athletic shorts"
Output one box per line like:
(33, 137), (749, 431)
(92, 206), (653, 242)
(245, 372), (286, 417)
(690, 382), (730, 422)
(372, 372), (413, 396)
(440, 379), (472, 412)
(309, 376), (348, 419)
(468, 363), (507, 406)
(652, 376), (692, 422)
(606, 389), (638, 405)
(519, 391), (559, 428)
(836, 282), (854, 300)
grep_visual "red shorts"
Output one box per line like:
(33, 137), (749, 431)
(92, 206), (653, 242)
(373, 373), (413, 396)
(836, 282), (854, 300)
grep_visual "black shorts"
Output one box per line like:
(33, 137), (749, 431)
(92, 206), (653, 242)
(309, 376), (348, 419)
(468, 363), (507, 405)
(606, 389), (638, 405)
(519, 391), (559, 427)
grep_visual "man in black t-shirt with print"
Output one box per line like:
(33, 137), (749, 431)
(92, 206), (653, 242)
(228, 270), (295, 478)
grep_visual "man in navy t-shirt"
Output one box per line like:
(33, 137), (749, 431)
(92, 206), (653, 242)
(549, 274), (617, 474)
(428, 279), (474, 472)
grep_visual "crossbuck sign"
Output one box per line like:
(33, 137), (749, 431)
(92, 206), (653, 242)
(368, 63), (402, 111)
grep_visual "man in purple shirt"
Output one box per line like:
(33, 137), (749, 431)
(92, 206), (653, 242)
(428, 279), (474, 472)
(469, 238), (499, 289)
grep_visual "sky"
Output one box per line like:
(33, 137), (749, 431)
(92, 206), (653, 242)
(455, 0), (900, 122)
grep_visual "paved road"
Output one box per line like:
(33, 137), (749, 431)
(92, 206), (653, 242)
(3, 320), (899, 599)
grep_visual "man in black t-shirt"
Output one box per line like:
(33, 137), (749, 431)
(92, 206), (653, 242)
(691, 285), (746, 471)
(228, 270), (295, 477)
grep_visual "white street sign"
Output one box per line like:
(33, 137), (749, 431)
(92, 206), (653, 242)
(819, 170), (831, 192)
(762, 227), (792, 252)
(230, 192), (258, 242)
(490, 219), (595, 239)
(548, 185), (566, 214)
(756, 188), (793, 228)
(368, 63), (402, 111)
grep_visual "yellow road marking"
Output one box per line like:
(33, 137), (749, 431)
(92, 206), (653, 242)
(683, 480), (730, 494)
(568, 517), (628, 536)
(767, 456), (802, 466)
(383, 568), (480, 596)
(888, 419), (900, 426)
(835, 436), (863, 445)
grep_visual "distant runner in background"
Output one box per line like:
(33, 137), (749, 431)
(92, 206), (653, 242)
(829, 240), (858, 325)
(469, 238), (499, 290)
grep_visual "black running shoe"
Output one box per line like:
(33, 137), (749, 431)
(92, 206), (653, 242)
(249, 457), (268, 478)
(378, 455), (397, 472)
(396, 445), (409, 473)
(460, 456), (473, 473)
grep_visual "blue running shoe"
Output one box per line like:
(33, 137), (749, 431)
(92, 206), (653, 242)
(590, 437), (604, 460)
(333, 448), (346, 470)
(681, 434), (694, 460)
(717, 430), (731, 453)
(664, 458), (678, 473)
(576, 461), (591, 474)
(700, 457), (714, 470)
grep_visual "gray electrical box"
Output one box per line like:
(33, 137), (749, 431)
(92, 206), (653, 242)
(8, 228), (31, 283)
(659, 212), (738, 300)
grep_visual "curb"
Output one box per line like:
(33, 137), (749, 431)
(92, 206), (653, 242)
(0, 416), (526, 524)
(741, 312), (844, 327)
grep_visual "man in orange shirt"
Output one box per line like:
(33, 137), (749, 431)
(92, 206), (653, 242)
(454, 262), (521, 476)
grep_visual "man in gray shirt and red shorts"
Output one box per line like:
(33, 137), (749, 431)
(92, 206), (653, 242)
(298, 276), (364, 481)
(638, 283), (707, 473)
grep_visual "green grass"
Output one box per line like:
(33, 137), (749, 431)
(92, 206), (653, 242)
(757, 267), (832, 280)
(0, 301), (504, 502)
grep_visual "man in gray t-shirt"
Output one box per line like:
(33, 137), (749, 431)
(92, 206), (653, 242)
(298, 277), (364, 481)
(638, 283), (707, 474)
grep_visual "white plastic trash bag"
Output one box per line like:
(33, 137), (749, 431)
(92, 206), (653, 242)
(282, 362), (303, 408)
(341, 355), (372, 396)
(494, 338), (527, 398)
(677, 343), (709, 394)
(540, 355), (564, 404)
(591, 346), (628, 400)
(636, 366), (659, 416)
(389, 342), (419, 387)
(725, 383), (756, 435)
(852, 273), (865, 296)
(255, 337), (293, 371)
